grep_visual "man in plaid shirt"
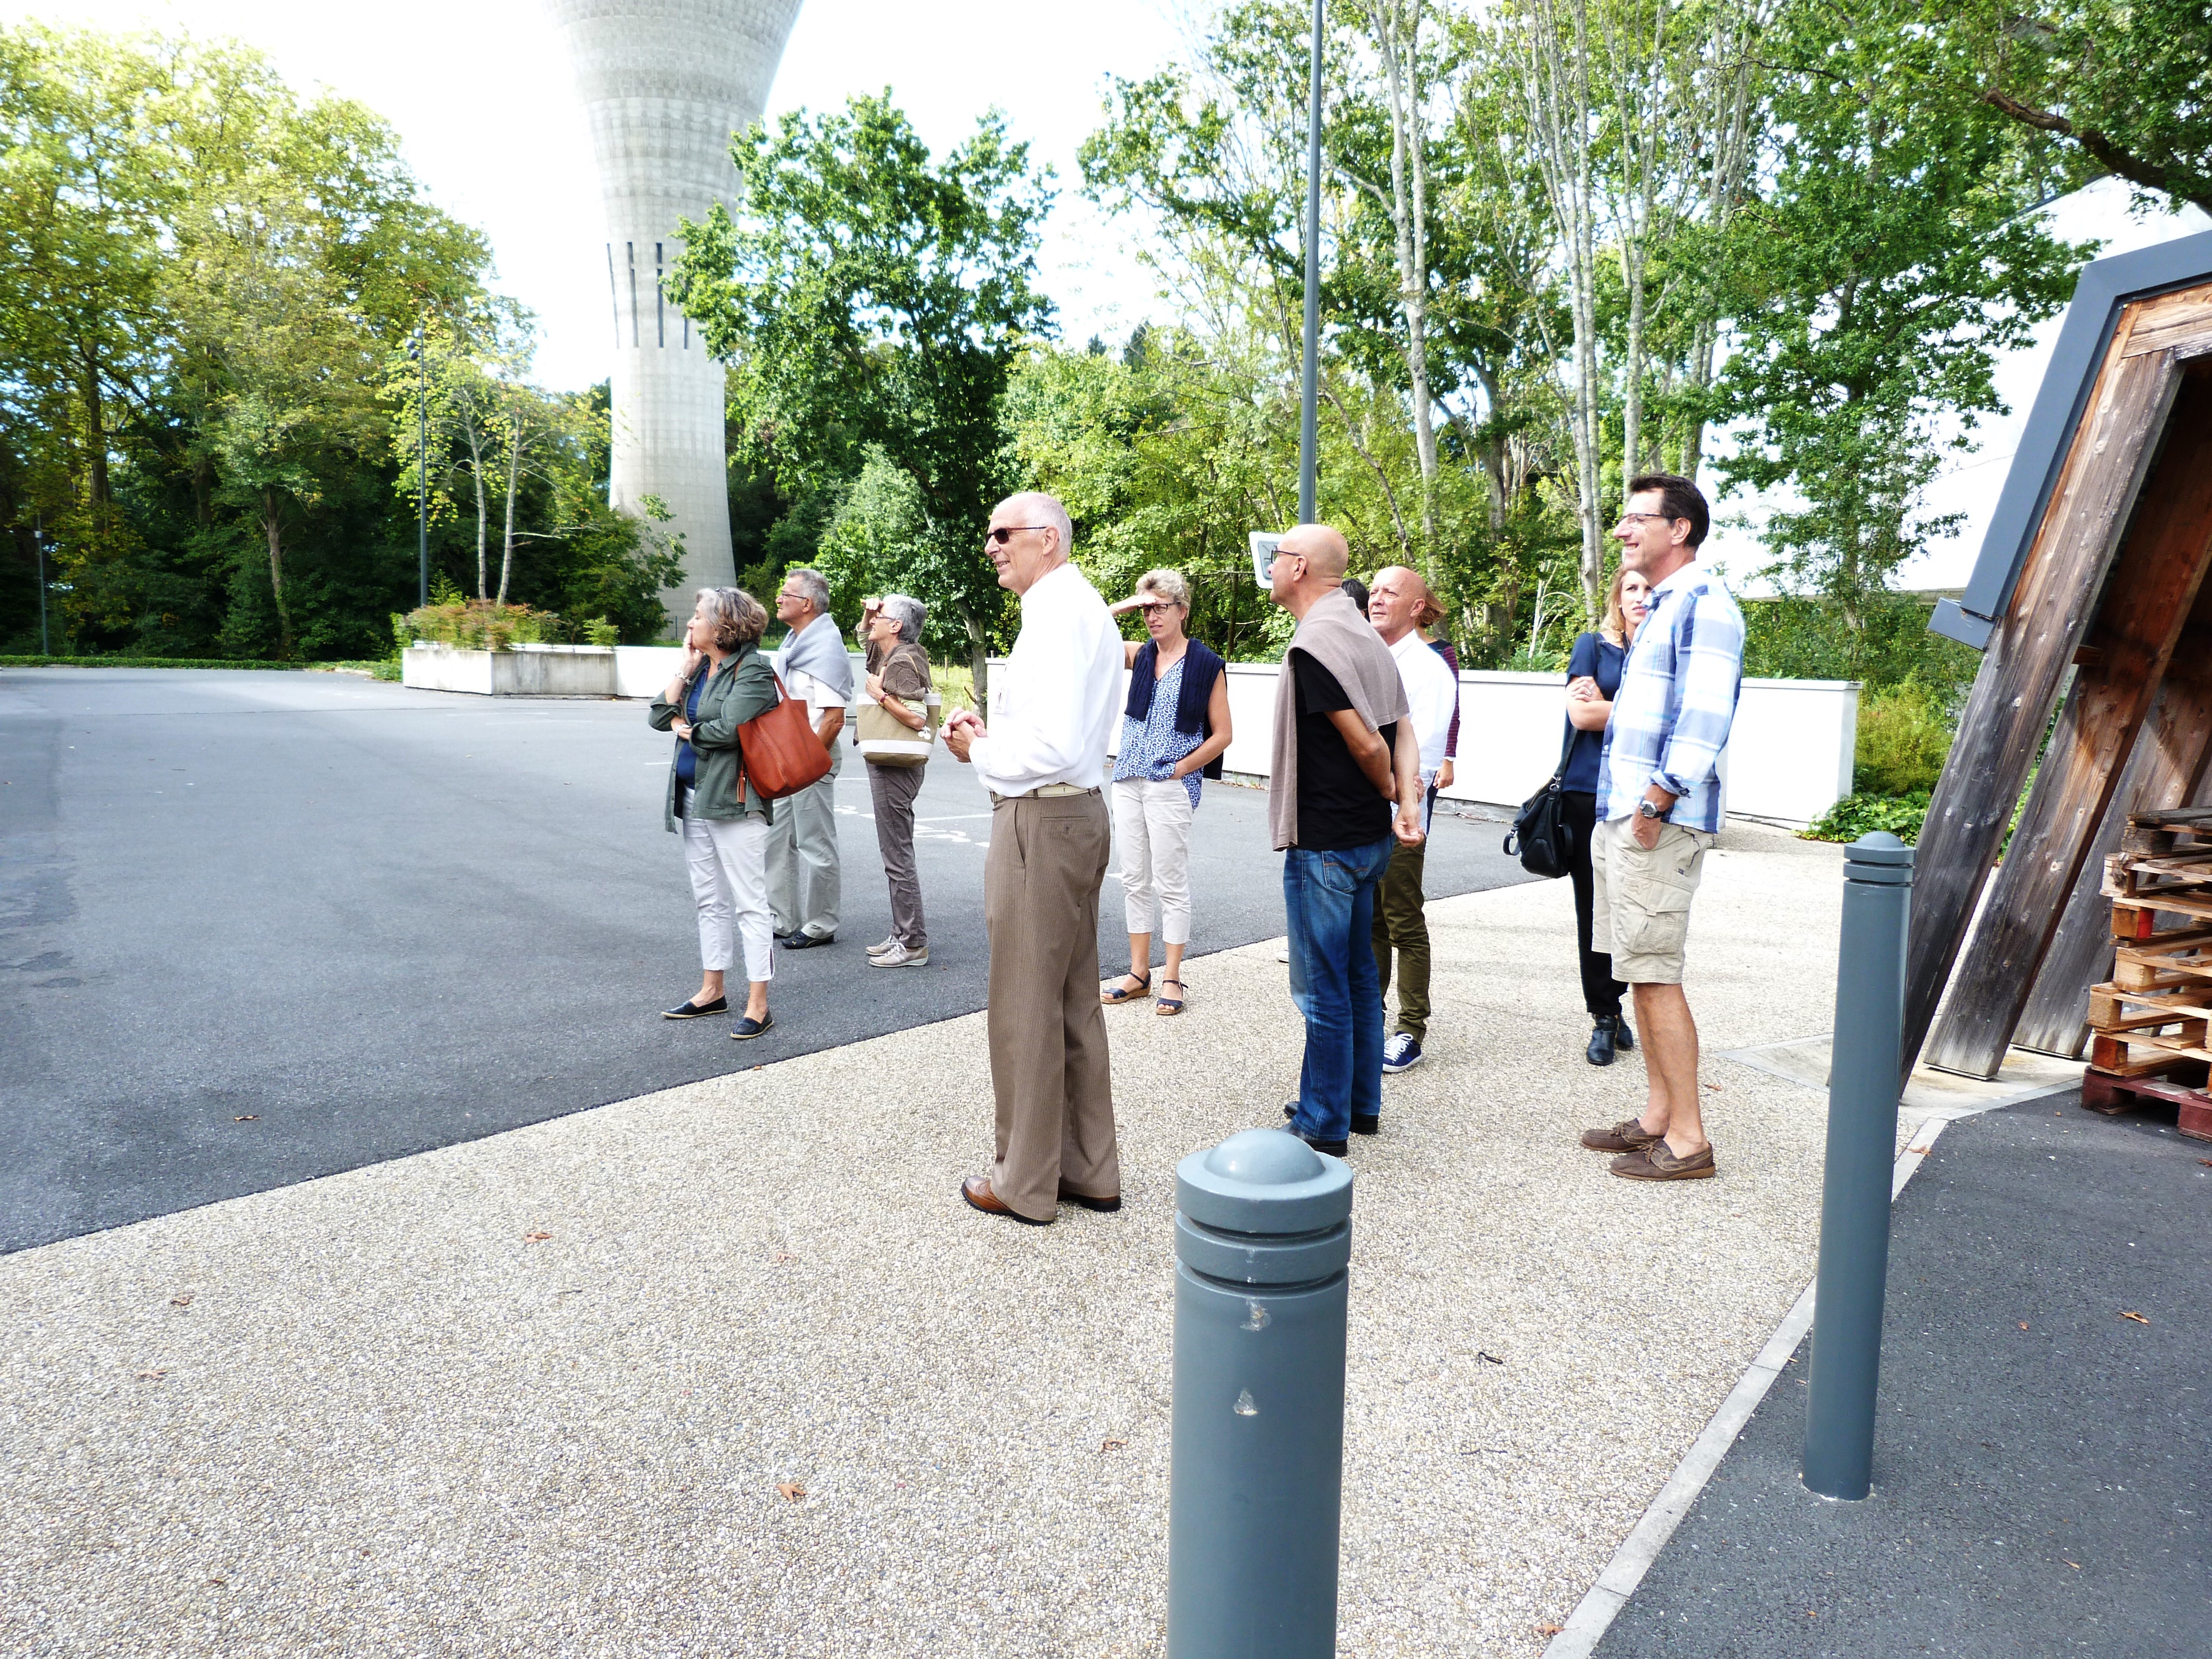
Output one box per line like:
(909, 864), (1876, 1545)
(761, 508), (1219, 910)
(1577, 474), (1744, 1182)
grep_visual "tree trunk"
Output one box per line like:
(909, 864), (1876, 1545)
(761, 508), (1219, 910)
(79, 349), (109, 533)
(263, 486), (293, 658)
(963, 607), (990, 713)
(498, 417), (520, 607)
(1368, 0), (1439, 559)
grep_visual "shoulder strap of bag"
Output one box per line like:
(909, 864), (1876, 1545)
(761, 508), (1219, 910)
(1549, 712), (1578, 784)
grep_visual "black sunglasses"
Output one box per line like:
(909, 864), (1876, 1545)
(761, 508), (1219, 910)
(986, 525), (1049, 546)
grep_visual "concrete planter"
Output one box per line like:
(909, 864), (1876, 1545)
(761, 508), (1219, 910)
(402, 643), (618, 697)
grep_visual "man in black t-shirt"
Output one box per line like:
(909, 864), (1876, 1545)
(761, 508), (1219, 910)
(1266, 525), (1424, 1155)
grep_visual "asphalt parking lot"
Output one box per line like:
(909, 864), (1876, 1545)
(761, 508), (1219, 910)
(0, 667), (1531, 1253)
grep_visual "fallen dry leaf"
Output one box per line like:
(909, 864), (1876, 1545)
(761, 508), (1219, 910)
(1536, 1623), (1563, 1637)
(1099, 1438), (1128, 1453)
(2119, 1310), (2151, 1324)
(771, 1251), (796, 1264)
(232, 1115), (257, 1122)
(2018, 1322), (2029, 1330)
(523, 1231), (552, 1243)
(2065, 1559), (2082, 1569)
(206, 1577), (225, 1587)
(136, 1369), (165, 1381)
(1702, 1082), (1720, 1092)
(775, 1481), (805, 1502)
(171, 1294), (194, 1308)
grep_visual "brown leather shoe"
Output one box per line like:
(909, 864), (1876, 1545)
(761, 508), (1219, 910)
(1058, 1184), (1122, 1214)
(1609, 1141), (1717, 1181)
(1581, 1117), (1660, 1153)
(961, 1176), (1053, 1225)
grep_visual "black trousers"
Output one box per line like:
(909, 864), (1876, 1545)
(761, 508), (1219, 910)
(1562, 790), (1627, 1019)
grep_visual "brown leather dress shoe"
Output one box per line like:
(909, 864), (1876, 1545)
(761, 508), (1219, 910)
(1609, 1141), (1717, 1181)
(961, 1176), (1052, 1225)
(1057, 1184), (1122, 1214)
(1581, 1117), (1661, 1153)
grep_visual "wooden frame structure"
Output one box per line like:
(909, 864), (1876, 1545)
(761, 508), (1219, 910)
(1907, 231), (2212, 1078)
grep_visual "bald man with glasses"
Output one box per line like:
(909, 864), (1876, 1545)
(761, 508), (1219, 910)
(944, 493), (1125, 1226)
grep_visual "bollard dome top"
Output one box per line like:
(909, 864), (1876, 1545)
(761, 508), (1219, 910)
(1175, 1129), (1353, 1235)
(1845, 831), (1915, 863)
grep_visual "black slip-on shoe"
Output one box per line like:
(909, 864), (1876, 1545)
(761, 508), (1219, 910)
(779, 930), (835, 949)
(1586, 1015), (1620, 1067)
(663, 996), (728, 1020)
(1616, 1020), (1635, 1053)
(730, 1012), (776, 1040)
(1284, 1100), (1377, 1138)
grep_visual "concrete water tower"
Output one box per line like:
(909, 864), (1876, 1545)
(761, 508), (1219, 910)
(548, 0), (804, 620)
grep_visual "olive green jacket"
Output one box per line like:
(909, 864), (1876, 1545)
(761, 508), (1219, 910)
(649, 645), (780, 831)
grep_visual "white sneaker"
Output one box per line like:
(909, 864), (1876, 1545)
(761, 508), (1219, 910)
(870, 943), (930, 968)
(865, 936), (899, 956)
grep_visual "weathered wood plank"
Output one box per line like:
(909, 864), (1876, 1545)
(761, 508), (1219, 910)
(1903, 328), (2184, 1072)
(2118, 281), (2212, 359)
(1924, 373), (2212, 1076)
(2013, 602), (2212, 1056)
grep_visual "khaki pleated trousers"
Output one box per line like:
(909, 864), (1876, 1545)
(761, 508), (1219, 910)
(985, 790), (1118, 1221)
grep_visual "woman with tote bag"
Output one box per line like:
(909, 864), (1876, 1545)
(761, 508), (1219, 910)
(855, 594), (939, 968)
(650, 587), (784, 1039)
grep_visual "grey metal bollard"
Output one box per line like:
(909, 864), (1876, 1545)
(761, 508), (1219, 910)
(1167, 1128), (1354, 1659)
(1802, 831), (1916, 1500)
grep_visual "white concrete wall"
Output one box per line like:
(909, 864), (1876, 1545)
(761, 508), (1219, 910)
(1102, 660), (1858, 829)
(614, 645), (689, 700)
(404, 645), (617, 697)
(549, 1), (806, 623)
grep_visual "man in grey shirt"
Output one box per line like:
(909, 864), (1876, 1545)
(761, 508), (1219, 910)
(768, 566), (850, 947)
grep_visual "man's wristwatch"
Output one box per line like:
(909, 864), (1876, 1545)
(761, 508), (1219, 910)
(1636, 799), (1668, 822)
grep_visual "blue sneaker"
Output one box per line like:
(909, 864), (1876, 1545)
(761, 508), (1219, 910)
(1382, 1033), (1424, 1074)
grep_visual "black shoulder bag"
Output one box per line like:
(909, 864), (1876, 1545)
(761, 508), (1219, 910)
(1503, 721), (1580, 880)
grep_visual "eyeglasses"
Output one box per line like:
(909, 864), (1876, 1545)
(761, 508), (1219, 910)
(985, 525), (1049, 546)
(1614, 512), (1672, 531)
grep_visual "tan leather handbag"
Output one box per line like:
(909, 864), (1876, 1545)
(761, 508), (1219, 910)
(738, 673), (834, 800)
(856, 687), (939, 767)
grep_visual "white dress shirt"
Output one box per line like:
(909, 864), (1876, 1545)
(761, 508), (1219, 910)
(969, 561), (1122, 797)
(1387, 628), (1459, 781)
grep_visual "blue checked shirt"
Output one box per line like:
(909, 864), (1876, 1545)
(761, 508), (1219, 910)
(1597, 560), (1746, 834)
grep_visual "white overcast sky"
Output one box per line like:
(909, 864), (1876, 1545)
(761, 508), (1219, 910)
(10, 1), (2210, 589)
(4, 0), (1192, 390)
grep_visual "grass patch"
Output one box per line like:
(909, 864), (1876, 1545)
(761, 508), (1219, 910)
(0, 656), (303, 670)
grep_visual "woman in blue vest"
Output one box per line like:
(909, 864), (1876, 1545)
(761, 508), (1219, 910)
(1101, 569), (1234, 1016)
(1563, 564), (1651, 1065)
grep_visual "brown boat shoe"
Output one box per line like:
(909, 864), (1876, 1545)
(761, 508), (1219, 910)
(1580, 1117), (1660, 1154)
(1609, 1140), (1717, 1181)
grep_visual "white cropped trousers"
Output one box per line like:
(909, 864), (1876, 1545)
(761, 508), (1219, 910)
(1114, 777), (1196, 946)
(683, 810), (775, 983)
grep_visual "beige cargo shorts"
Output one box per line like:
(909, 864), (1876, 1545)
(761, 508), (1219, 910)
(1591, 815), (1716, 985)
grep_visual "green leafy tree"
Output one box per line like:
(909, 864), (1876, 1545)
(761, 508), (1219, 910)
(1711, 1), (2089, 641)
(668, 92), (1055, 692)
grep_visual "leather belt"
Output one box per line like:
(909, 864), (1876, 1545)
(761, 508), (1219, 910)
(989, 783), (1099, 805)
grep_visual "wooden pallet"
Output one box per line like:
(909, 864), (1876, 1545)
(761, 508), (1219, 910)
(2082, 1066), (2212, 1142)
(2084, 811), (2212, 1077)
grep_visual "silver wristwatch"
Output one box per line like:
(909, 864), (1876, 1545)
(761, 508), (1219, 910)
(1636, 799), (1667, 821)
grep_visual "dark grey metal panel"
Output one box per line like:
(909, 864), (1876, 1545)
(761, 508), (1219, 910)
(1933, 228), (2212, 652)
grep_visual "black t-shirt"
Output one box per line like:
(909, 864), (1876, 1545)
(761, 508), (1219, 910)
(1291, 650), (1397, 850)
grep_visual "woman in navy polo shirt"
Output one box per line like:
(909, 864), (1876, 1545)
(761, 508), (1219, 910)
(1562, 565), (1650, 1066)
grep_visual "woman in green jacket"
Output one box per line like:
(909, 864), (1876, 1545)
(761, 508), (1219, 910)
(650, 587), (782, 1039)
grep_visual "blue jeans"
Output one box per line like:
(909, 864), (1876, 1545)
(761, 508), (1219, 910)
(1284, 836), (1395, 1141)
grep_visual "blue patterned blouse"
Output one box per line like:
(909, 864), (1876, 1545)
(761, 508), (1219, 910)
(1114, 654), (1206, 808)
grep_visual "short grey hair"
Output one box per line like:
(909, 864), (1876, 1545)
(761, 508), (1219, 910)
(783, 566), (832, 616)
(698, 586), (767, 650)
(999, 491), (1073, 561)
(881, 593), (926, 644)
(1136, 567), (1190, 609)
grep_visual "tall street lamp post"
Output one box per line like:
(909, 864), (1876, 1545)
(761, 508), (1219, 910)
(35, 515), (49, 656)
(1298, 0), (1325, 524)
(409, 326), (429, 608)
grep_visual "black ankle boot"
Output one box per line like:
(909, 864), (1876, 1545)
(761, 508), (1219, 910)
(1586, 1015), (1620, 1067)
(1615, 1017), (1634, 1053)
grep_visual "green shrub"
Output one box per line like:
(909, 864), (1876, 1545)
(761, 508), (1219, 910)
(1854, 682), (1952, 796)
(1804, 789), (1932, 845)
(399, 600), (570, 651)
(583, 616), (620, 648)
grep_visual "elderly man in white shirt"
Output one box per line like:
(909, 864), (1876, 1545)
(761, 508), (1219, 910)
(768, 566), (852, 948)
(1368, 565), (1460, 1075)
(943, 491), (1124, 1226)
